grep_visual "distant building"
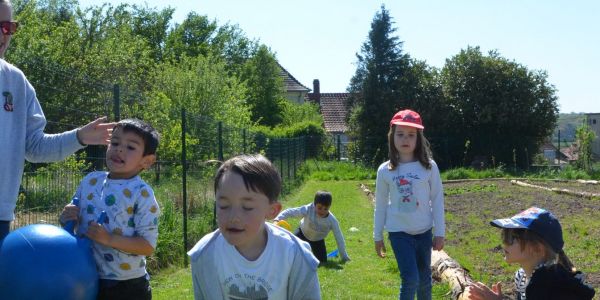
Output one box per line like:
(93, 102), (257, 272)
(278, 62), (310, 104)
(585, 113), (600, 159)
(278, 66), (352, 157)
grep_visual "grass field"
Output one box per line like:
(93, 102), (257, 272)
(151, 180), (451, 299)
(151, 178), (600, 299)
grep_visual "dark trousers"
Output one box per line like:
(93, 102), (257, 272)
(97, 274), (152, 300)
(296, 228), (327, 263)
(0, 221), (9, 241)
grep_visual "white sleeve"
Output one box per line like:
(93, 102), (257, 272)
(287, 248), (321, 299)
(275, 204), (309, 221)
(373, 165), (389, 241)
(330, 215), (349, 260)
(429, 161), (445, 237)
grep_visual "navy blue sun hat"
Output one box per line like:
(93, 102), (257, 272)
(490, 207), (564, 253)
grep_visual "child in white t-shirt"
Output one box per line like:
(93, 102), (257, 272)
(188, 154), (320, 300)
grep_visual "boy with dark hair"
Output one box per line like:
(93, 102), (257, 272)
(275, 190), (351, 264)
(60, 118), (160, 300)
(188, 154), (321, 299)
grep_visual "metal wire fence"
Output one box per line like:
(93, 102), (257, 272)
(11, 57), (326, 266)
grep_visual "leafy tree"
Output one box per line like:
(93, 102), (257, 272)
(441, 46), (559, 168)
(164, 12), (218, 61)
(575, 125), (595, 172)
(241, 45), (286, 127)
(347, 5), (411, 165)
(130, 4), (175, 62)
(280, 101), (323, 127)
(211, 24), (258, 75)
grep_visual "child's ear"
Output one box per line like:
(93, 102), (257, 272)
(141, 154), (156, 170)
(268, 202), (282, 219)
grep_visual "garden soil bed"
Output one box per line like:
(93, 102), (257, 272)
(444, 179), (599, 299)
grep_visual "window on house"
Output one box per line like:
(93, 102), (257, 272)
(593, 119), (597, 124)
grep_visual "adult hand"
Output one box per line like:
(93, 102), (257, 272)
(432, 236), (445, 251)
(375, 240), (386, 258)
(465, 281), (503, 300)
(76, 116), (116, 145)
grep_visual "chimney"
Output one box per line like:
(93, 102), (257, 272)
(313, 79), (320, 105)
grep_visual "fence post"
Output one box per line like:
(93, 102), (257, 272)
(218, 122), (223, 162)
(337, 135), (341, 160)
(287, 139), (291, 179)
(279, 139), (284, 177)
(155, 153), (160, 184)
(293, 138), (297, 179)
(243, 128), (247, 154)
(113, 84), (120, 121)
(180, 108), (188, 267)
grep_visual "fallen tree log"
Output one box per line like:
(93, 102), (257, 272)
(511, 180), (600, 199)
(432, 250), (474, 300)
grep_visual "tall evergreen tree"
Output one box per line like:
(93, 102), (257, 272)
(347, 5), (411, 165)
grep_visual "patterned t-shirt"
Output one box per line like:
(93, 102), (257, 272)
(74, 171), (160, 280)
(515, 268), (528, 300)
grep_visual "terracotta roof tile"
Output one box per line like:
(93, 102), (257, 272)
(277, 62), (310, 92)
(306, 93), (351, 133)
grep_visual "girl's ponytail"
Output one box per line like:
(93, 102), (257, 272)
(557, 250), (576, 274)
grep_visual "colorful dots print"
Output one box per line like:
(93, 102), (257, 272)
(123, 188), (132, 198)
(87, 193), (94, 200)
(105, 194), (116, 206)
(150, 205), (157, 214)
(86, 204), (95, 214)
(127, 206), (134, 214)
(112, 228), (123, 236)
(141, 189), (149, 198)
(89, 178), (97, 186)
(119, 263), (131, 271)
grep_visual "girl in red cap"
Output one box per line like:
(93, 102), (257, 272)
(373, 109), (445, 300)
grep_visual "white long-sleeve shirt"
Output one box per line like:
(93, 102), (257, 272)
(373, 160), (445, 241)
(275, 203), (349, 260)
(0, 59), (83, 221)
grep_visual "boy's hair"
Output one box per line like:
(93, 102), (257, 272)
(501, 228), (575, 273)
(387, 125), (433, 170)
(214, 154), (281, 203)
(313, 190), (332, 207)
(114, 119), (159, 156)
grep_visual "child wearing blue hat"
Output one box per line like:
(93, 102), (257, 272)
(466, 207), (595, 300)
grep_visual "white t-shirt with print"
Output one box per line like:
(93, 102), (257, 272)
(75, 171), (160, 280)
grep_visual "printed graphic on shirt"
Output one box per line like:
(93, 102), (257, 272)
(394, 173), (421, 213)
(224, 273), (272, 300)
(3, 91), (13, 112)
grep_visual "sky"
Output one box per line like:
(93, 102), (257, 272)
(77, 0), (600, 113)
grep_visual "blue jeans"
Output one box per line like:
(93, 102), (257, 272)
(0, 221), (9, 241)
(389, 229), (432, 300)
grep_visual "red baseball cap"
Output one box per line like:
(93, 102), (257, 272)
(389, 109), (424, 129)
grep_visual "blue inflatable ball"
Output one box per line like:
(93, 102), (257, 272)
(0, 224), (98, 300)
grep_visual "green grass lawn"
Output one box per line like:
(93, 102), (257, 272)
(151, 180), (451, 299)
